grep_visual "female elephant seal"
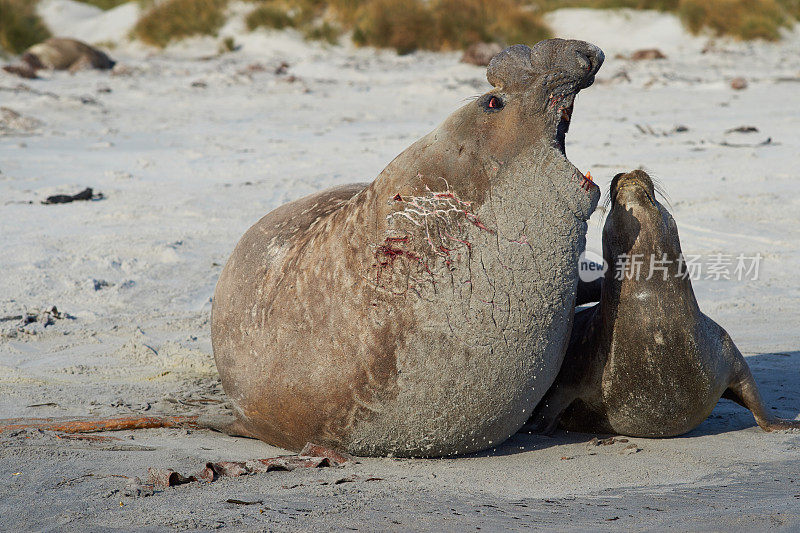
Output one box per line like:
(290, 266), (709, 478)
(212, 39), (604, 457)
(529, 169), (800, 436)
(3, 38), (115, 79)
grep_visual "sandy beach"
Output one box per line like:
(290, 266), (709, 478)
(1, 3), (800, 530)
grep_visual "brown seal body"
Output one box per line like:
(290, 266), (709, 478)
(3, 38), (115, 79)
(530, 170), (800, 436)
(212, 40), (604, 457)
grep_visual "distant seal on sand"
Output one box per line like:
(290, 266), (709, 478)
(529, 169), (800, 436)
(212, 39), (604, 457)
(2, 38), (115, 79)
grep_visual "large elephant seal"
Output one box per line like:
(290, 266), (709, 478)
(529, 169), (800, 436)
(3, 38), (115, 79)
(212, 39), (604, 457)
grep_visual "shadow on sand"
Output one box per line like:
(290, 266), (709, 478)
(472, 350), (800, 458)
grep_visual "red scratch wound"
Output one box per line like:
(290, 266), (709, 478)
(465, 213), (496, 234)
(580, 170), (594, 191)
(508, 235), (530, 245)
(374, 237), (434, 289)
(443, 231), (472, 250)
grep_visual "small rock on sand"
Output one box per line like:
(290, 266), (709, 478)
(630, 48), (666, 60)
(730, 77), (748, 90)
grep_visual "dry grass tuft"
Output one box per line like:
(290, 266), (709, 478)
(132, 0), (230, 48)
(102, 0), (800, 53)
(351, 0), (437, 53)
(245, 0), (345, 43)
(244, 0), (547, 52)
(778, 0), (800, 18)
(74, 0), (130, 9)
(75, 0), (157, 9)
(677, 0), (788, 40)
(0, 0), (51, 55)
(245, 1), (297, 31)
(537, 0), (797, 41)
(533, 0), (678, 10)
(352, 0), (550, 54)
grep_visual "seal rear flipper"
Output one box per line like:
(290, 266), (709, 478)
(723, 338), (800, 431)
(2, 64), (38, 79)
(725, 372), (800, 431)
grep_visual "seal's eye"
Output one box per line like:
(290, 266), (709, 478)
(481, 94), (504, 112)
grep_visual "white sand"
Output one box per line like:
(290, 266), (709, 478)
(1, 4), (799, 530)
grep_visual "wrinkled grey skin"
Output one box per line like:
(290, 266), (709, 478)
(529, 170), (800, 437)
(212, 40), (603, 457)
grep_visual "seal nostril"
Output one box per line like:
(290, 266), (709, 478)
(576, 51), (592, 73)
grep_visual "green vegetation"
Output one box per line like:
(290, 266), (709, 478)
(241, 0), (800, 52)
(219, 35), (237, 52)
(303, 21), (342, 44)
(537, 0), (798, 40)
(533, 0), (677, 10)
(245, 2), (299, 31)
(677, 0), (789, 41)
(0, 0), (51, 55)
(244, 0), (548, 53)
(244, 0), (347, 44)
(354, 0), (549, 53)
(7, 0), (792, 54)
(779, 0), (800, 18)
(74, 0), (130, 9)
(74, 0), (157, 9)
(132, 0), (230, 47)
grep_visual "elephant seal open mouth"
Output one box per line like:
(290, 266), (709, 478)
(212, 39), (604, 457)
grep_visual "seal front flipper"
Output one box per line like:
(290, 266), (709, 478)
(523, 385), (577, 435)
